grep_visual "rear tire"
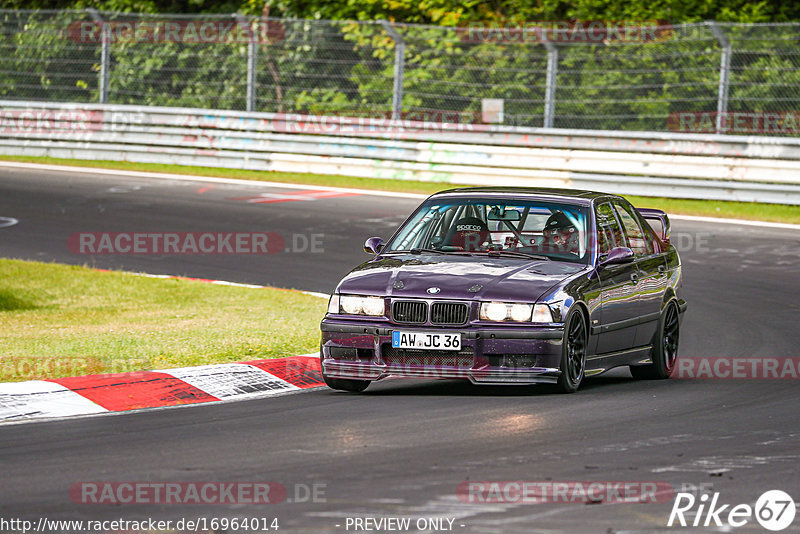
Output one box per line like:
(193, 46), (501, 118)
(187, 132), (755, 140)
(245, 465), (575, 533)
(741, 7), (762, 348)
(556, 309), (587, 393)
(630, 301), (680, 380)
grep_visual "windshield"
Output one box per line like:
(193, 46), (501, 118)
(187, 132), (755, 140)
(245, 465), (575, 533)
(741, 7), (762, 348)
(384, 197), (591, 264)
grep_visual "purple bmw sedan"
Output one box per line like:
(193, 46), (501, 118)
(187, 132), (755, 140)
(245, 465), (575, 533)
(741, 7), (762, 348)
(320, 187), (687, 393)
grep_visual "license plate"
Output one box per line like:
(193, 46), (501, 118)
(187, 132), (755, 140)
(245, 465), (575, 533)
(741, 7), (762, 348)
(392, 331), (461, 351)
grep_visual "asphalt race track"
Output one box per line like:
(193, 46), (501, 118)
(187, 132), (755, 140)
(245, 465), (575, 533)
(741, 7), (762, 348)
(1, 165), (799, 533)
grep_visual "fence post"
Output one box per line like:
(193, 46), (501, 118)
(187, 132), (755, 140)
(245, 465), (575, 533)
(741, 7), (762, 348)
(707, 21), (731, 134)
(236, 14), (258, 112)
(87, 9), (109, 104)
(543, 39), (558, 129)
(379, 20), (405, 120)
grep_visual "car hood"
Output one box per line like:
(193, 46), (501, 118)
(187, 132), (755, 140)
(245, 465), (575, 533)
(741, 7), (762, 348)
(336, 254), (586, 302)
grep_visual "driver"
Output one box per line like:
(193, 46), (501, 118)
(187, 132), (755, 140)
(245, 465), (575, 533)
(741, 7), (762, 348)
(543, 211), (580, 255)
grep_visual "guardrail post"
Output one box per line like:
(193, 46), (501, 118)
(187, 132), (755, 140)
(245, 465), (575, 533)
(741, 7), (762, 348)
(247, 34), (257, 112)
(543, 39), (558, 129)
(379, 20), (405, 120)
(235, 14), (258, 112)
(87, 9), (110, 104)
(707, 21), (731, 135)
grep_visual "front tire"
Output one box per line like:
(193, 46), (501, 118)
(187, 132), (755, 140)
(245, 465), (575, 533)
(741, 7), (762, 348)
(323, 375), (370, 392)
(556, 309), (587, 393)
(630, 301), (680, 380)
(320, 351), (370, 392)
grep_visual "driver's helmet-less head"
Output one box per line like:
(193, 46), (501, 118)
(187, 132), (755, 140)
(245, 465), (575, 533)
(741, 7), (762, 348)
(543, 211), (579, 253)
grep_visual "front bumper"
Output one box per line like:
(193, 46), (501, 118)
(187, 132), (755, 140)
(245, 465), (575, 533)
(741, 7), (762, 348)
(320, 319), (564, 385)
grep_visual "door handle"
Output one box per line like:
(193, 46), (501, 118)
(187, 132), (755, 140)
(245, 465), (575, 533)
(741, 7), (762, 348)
(630, 273), (639, 283)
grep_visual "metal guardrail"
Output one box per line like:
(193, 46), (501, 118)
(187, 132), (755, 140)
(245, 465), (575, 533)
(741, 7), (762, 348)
(2, 100), (800, 205)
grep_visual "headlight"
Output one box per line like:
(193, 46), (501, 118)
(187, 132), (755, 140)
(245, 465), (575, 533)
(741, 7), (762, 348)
(361, 296), (385, 316)
(482, 302), (508, 322)
(340, 295), (363, 314)
(335, 294), (385, 316)
(480, 302), (553, 323)
(510, 303), (533, 322)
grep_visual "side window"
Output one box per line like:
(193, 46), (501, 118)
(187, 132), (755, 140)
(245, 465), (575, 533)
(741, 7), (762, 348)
(613, 201), (652, 256)
(636, 212), (662, 253)
(595, 202), (625, 254)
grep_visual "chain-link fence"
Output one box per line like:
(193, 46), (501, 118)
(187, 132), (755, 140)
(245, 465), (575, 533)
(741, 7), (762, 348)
(2, 10), (799, 135)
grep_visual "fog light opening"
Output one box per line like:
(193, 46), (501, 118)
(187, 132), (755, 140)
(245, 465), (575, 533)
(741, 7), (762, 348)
(501, 355), (538, 368)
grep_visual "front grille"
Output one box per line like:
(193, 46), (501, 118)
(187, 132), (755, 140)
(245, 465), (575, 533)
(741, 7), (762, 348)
(392, 300), (427, 324)
(431, 302), (469, 325)
(382, 346), (474, 368)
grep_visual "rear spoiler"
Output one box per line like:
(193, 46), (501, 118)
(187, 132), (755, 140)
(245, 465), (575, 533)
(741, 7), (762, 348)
(637, 208), (671, 244)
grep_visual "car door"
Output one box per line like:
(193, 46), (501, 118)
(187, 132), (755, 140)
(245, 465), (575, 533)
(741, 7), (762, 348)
(594, 202), (642, 354)
(612, 200), (668, 348)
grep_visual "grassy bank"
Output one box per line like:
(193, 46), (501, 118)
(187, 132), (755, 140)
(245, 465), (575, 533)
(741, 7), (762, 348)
(2, 155), (799, 224)
(0, 259), (326, 382)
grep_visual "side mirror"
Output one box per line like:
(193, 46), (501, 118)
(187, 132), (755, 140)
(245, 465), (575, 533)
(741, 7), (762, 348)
(589, 247), (634, 280)
(600, 246), (635, 266)
(364, 236), (384, 255)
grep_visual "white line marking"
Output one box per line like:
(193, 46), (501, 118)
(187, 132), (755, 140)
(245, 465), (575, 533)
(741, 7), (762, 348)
(652, 454), (800, 473)
(2, 160), (797, 229)
(0, 161), (428, 200)
(0, 216), (19, 228)
(209, 280), (269, 289)
(301, 290), (331, 299)
(102, 269), (329, 298)
(667, 213), (800, 230)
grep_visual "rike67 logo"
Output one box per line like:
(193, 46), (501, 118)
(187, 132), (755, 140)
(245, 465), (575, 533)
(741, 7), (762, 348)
(668, 490), (796, 531)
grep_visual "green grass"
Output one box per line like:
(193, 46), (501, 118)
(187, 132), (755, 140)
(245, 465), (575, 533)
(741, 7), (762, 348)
(4, 155), (800, 224)
(0, 259), (326, 382)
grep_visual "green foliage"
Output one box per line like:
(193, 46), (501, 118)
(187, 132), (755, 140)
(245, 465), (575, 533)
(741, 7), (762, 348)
(1, 2), (798, 132)
(4, 0), (798, 21)
(266, 0), (800, 24)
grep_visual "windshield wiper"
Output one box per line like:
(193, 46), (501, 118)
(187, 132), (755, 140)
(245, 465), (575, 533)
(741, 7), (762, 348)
(485, 250), (550, 261)
(410, 247), (479, 256)
(410, 247), (450, 255)
(380, 247), (451, 255)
